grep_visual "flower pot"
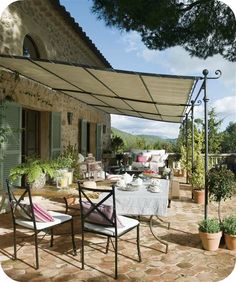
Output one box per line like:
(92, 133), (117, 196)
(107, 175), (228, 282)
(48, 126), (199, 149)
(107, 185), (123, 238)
(199, 231), (222, 251)
(31, 173), (46, 189)
(224, 234), (236, 250)
(193, 189), (205, 204)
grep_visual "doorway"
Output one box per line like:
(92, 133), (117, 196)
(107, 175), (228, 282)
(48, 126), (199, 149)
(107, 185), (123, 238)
(22, 109), (40, 161)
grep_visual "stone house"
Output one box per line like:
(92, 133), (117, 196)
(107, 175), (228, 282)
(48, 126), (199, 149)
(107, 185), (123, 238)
(0, 0), (112, 189)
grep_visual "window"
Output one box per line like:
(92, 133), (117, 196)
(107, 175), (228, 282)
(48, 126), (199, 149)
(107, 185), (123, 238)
(23, 35), (40, 59)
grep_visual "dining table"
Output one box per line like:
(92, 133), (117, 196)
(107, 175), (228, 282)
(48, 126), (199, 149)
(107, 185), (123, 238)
(100, 178), (170, 253)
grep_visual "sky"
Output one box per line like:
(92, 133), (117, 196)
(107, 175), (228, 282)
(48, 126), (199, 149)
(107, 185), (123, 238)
(1, 0), (235, 139)
(58, 0), (236, 139)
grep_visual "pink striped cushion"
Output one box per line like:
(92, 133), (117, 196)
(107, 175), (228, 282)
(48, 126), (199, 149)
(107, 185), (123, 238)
(15, 202), (54, 222)
(32, 203), (54, 222)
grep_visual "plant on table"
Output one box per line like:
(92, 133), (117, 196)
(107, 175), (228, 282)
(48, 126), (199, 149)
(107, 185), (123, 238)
(9, 158), (55, 188)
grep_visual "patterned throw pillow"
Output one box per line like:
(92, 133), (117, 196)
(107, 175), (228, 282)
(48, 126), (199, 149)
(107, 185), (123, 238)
(81, 201), (124, 228)
(14, 202), (54, 222)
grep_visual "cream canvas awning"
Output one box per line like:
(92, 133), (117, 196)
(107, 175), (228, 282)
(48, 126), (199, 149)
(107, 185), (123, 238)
(0, 55), (201, 123)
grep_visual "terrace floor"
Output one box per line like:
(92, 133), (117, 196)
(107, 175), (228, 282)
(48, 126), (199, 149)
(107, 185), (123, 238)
(0, 180), (236, 282)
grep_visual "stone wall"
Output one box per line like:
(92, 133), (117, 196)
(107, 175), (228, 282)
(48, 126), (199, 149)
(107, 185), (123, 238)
(0, 0), (111, 153)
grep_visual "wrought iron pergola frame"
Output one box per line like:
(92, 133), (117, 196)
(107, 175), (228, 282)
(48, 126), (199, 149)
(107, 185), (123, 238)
(182, 69), (222, 219)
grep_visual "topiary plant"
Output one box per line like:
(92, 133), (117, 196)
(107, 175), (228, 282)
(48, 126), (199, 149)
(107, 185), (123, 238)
(208, 166), (235, 223)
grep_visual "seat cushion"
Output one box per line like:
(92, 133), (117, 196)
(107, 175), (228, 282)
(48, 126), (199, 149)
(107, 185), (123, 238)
(81, 201), (124, 228)
(84, 215), (139, 236)
(16, 211), (72, 231)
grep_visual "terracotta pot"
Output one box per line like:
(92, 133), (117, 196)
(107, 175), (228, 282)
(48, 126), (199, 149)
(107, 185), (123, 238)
(199, 231), (222, 251)
(193, 189), (205, 204)
(225, 234), (236, 250)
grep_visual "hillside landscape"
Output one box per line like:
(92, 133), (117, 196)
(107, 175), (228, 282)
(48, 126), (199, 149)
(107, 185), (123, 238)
(111, 127), (177, 152)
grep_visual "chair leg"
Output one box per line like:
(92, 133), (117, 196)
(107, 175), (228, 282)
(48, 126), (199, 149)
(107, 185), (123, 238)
(50, 228), (54, 247)
(115, 237), (118, 279)
(105, 236), (110, 253)
(71, 219), (77, 255)
(34, 232), (39, 269)
(137, 225), (142, 262)
(81, 230), (84, 269)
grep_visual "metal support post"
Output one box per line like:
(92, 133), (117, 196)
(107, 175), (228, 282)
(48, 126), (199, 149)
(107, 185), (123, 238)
(185, 113), (189, 184)
(191, 100), (194, 199)
(203, 69), (209, 220)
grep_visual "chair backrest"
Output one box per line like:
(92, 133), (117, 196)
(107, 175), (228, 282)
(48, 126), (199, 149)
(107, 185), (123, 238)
(78, 182), (119, 232)
(6, 179), (37, 227)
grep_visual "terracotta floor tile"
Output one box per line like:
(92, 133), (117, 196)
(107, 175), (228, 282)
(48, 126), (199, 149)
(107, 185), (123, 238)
(0, 182), (236, 281)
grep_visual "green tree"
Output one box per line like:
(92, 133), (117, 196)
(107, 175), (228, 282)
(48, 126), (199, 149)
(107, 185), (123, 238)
(221, 122), (236, 153)
(111, 135), (124, 153)
(91, 0), (236, 61)
(208, 108), (223, 153)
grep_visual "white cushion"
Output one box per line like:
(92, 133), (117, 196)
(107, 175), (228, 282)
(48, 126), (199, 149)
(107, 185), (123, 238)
(16, 211), (72, 231)
(84, 215), (139, 236)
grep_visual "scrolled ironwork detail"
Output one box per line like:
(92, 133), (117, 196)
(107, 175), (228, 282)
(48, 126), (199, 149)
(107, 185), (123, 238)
(214, 70), (222, 78)
(196, 100), (202, 106)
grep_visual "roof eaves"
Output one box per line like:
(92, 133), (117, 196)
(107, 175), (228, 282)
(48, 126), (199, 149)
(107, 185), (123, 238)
(50, 0), (112, 68)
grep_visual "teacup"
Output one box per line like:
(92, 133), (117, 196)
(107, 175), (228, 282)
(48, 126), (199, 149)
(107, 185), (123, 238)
(134, 178), (143, 186)
(150, 179), (160, 186)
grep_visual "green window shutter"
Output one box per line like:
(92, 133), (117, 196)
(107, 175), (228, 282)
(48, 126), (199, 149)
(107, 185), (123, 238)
(96, 123), (102, 160)
(80, 119), (87, 156)
(0, 102), (22, 191)
(51, 112), (61, 159)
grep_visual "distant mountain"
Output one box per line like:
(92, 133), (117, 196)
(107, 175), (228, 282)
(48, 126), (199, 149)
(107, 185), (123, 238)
(111, 127), (176, 150)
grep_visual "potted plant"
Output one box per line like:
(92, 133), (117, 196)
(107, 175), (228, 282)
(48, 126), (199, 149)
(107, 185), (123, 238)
(222, 216), (236, 250)
(190, 161), (205, 204)
(189, 130), (205, 203)
(53, 144), (79, 185)
(207, 166), (234, 223)
(9, 158), (55, 189)
(198, 218), (222, 251)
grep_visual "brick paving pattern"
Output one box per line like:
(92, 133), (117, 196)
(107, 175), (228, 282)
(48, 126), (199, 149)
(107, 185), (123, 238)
(0, 182), (235, 281)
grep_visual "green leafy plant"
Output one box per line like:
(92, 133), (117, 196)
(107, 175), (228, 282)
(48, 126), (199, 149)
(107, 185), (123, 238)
(9, 158), (55, 184)
(54, 144), (78, 170)
(222, 216), (236, 235)
(198, 218), (221, 233)
(208, 166), (235, 223)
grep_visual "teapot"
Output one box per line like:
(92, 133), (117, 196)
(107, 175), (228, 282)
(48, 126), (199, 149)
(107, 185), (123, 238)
(122, 173), (134, 184)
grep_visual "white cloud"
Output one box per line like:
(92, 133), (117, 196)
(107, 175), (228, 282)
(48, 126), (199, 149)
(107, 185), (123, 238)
(212, 96), (236, 115)
(111, 115), (180, 139)
(121, 31), (141, 53)
(120, 32), (236, 88)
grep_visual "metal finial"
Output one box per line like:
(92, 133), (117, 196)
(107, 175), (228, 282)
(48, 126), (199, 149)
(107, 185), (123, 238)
(202, 69), (209, 76)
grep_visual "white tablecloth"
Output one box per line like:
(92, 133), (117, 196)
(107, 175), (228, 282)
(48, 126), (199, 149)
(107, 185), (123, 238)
(101, 179), (169, 216)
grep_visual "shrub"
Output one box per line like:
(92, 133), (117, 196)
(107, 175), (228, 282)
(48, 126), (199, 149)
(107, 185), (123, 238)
(198, 218), (221, 233)
(222, 216), (236, 235)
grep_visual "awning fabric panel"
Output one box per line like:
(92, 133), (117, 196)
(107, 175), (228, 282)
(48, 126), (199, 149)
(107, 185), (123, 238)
(0, 55), (198, 123)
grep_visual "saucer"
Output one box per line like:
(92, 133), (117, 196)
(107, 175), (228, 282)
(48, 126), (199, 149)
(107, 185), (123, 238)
(147, 186), (161, 193)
